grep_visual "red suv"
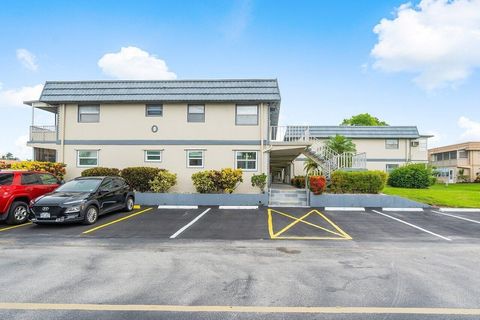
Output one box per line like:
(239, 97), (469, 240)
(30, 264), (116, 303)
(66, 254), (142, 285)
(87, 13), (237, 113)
(0, 171), (61, 225)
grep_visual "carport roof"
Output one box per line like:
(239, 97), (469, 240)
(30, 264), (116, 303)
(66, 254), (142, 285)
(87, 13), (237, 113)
(285, 126), (426, 139)
(38, 79), (281, 104)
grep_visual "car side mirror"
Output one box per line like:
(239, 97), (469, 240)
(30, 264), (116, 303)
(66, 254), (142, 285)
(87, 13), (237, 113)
(58, 179), (65, 185)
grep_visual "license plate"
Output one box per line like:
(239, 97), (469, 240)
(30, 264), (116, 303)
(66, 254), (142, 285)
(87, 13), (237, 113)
(40, 212), (50, 218)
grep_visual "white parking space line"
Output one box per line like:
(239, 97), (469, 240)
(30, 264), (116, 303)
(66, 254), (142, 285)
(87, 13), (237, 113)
(325, 207), (365, 211)
(372, 210), (452, 241)
(382, 208), (424, 212)
(432, 210), (480, 225)
(169, 208), (211, 239)
(439, 208), (480, 213)
(158, 205), (198, 209)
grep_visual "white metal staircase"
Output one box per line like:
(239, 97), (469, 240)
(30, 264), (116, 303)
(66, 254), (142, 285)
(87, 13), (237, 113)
(302, 145), (367, 180)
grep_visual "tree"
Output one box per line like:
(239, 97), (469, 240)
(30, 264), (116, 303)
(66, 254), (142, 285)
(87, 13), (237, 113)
(341, 113), (388, 126)
(326, 135), (356, 154)
(304, 158), (321, 176)
(1, 152), (17, 160)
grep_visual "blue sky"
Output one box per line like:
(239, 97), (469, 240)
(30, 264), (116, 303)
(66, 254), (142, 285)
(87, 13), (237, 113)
(1, 0), (480, 159)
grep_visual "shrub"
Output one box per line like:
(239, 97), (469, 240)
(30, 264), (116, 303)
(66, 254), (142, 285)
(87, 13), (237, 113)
(251, 173), (267, 193)
(309, 176), (327, 195)
(330, 170), (387, 194)
(121, 167), (162, 192)
(149, 170), (177, 193)
(8, 161), (66, 179)
(191, 171), (217, 193)
(0, 161), (9, 169)
(291, 176), (306, 188)
(474, 173), (480, 183)
(191, 168), (243, 193)
(81, 167), (121, 177)
(218, 168), (243, 193)
(387, 163), (435, 189)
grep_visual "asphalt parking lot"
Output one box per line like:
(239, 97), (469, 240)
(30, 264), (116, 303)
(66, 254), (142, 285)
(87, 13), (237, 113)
(1, 206), (480, 243)
(1, 206), (480, 320)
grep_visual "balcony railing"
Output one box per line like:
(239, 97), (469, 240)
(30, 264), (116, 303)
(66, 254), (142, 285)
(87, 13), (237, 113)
(29, 125), (57, 143)
(269, 126), (313, 142)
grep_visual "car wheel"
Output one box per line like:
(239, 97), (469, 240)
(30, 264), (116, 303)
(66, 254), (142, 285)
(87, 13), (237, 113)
(125, 196), (134, 212)
(6, 201), (29, 225)
(83, 206), (99, 225)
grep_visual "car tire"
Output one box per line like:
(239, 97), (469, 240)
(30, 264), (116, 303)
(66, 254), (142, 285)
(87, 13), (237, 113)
(125, 196), (134, 212)
(82, 206), (99, 225)
(6, 201), (29, 225)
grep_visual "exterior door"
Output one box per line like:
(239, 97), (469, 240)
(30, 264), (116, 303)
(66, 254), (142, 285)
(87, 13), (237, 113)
(448, 169), (455, 183)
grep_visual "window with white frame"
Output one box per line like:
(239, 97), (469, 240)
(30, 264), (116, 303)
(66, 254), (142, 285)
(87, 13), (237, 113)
(187, 105), (205, 122)
(77, 150), (98, 167)
(78, 105), (100, 123)
(146, 104), (163, 117)
(187, 150), (204, 168)
(385, 139), (399, 149)
(235, 151), (257, 171)
(236, 105), (258, 125)
(386, 164), (399, 173)
(144, 150), (162, 162)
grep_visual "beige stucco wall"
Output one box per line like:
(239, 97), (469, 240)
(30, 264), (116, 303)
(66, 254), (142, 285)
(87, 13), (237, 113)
(63, 145), (265, 193)
(61, 102), (268, 141)
(40, 102), (270, 193)
(293, 137), (429, 176)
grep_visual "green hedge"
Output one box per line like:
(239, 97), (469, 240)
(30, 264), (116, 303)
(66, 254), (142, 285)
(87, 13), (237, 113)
(121, 167), (163, 192)
(330, 170), (387, 194)
(387, 163), (436, 189)
(81, 167), (121, 177)
(290, 176), (306, 188)
(192, 168), (243, 194)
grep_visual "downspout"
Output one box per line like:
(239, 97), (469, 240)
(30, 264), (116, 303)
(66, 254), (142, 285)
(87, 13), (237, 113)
(61, 104), (66, 163)
(260, 102), (264, 174)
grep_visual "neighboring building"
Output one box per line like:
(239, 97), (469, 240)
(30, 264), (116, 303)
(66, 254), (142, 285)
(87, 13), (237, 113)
(292, 126), (431, 177)
(429, 142), (480, 183)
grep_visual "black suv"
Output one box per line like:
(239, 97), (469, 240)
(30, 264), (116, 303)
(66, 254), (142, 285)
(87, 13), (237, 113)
(29, 176), (135, 225)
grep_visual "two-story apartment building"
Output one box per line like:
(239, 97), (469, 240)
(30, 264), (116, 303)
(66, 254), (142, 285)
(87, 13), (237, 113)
(26, 80), (284, 194)
(25, 79), (431, 205)
(429, 142), (480, 183)
(292, 126), (431, 177)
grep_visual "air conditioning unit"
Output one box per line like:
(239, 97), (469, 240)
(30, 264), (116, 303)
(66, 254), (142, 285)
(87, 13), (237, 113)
(411, 141), (420, 147)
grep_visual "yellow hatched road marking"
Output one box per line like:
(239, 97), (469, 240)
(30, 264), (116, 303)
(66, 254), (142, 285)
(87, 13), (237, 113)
(0, 303), (479, 315)
(82, 208), (153, 234)
(0, 222), (33, 232)
(267, 209), (352, 240)
(272, 210), (344, 237)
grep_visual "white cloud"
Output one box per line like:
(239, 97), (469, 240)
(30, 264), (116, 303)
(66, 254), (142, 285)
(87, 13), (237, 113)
(371, 0), (480, 90)
(223, 0), (253, 39)
(16, 49), (38, 71)
(425, 129), (446, 147)
(0, 84), (44, 108)
(98, 47), (177, 80)
(458, 116), (480, 140)
(14, 134), (32, 160)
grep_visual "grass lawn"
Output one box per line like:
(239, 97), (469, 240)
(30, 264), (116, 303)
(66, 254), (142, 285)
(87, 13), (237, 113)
(383, 183), (480, 208)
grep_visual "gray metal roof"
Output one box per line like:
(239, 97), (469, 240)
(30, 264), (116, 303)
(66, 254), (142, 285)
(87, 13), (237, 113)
(39, 79), (281, 104)
(285, 126), (422, 139)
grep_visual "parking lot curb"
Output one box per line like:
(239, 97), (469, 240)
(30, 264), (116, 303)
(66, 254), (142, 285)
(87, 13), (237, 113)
(158, 205), (198, 209)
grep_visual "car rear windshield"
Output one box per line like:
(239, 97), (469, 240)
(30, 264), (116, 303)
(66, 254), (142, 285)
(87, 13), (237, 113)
(56, 179), (102, 193)
(0, 173), (14, 186)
